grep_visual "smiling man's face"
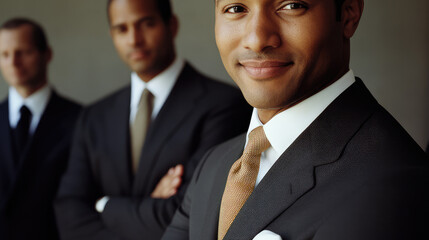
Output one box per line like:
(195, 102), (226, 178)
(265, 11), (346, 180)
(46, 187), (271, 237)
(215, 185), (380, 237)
(215, 0), (355, 122)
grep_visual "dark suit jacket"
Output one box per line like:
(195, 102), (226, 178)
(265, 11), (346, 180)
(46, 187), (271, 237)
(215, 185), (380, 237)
(54, 63), (252, 240)
(162, 79), (429, 240)
(0, 91), (81, 240)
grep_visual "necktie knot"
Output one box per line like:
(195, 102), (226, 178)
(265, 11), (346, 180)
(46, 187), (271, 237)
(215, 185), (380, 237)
(138, 88), (154, 110)
(244, 126), (270, 156)
(20, 105), (32, 120)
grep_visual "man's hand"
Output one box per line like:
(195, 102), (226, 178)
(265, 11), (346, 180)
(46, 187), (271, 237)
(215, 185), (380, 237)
(151, 164), (184, 199)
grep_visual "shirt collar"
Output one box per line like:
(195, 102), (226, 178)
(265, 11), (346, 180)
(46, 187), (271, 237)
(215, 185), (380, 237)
(246, 70), (356, 155)
(8, 83), (52, 131)
(130, 57), (185, 120)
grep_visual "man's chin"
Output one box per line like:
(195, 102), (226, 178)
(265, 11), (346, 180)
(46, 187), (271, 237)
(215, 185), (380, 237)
(129, 64), (149, 74)
(11, 78), (30, 86)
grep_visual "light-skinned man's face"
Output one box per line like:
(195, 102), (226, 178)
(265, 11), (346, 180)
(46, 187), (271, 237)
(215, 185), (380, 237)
(109, 0), (178, 82)
(215, 0), (362, 123)
(0, 25), (50, 97)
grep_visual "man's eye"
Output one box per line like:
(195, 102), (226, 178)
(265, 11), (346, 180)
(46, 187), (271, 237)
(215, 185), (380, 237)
(144, 20), (156, 28)
(118, 26), (127, 33)
(225, 5), (246, 14)
(284, 3), (306, 10)
(113, 25), (127, 34)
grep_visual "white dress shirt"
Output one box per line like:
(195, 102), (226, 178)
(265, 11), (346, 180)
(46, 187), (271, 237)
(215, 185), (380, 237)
(129, 57), (185, 124)
(8, 84), (52, 135)
(245, 70), (356, 186)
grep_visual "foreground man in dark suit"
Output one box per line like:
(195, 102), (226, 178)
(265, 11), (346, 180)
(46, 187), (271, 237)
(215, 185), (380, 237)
(162, 0), (429, 239)
(54, 0), (251, 239)
(0, 18), (81, 240)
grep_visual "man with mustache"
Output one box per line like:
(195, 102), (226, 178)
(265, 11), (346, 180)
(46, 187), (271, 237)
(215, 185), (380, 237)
(162, 0), (429, 239)
(54, 0), (250, 239)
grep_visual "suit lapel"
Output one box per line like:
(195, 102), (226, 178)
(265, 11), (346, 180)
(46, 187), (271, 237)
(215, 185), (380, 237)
(0, 99), (16, 207)
(132, 64), (204, 194)
(199, 136), (246, 240)
(224, 79), (379, 239)
(104, 87), (133, 192)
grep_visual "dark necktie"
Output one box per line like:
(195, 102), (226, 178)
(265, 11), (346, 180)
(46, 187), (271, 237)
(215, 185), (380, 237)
(218, 126), (271, 240)
(14, 105), (33, 163)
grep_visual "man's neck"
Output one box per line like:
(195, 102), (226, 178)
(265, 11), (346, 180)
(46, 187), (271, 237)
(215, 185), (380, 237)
(137, 55), (176, 83)
(16, 80), (48, 98)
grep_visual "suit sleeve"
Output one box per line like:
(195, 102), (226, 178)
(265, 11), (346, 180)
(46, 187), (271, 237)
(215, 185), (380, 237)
(159, 148), (214, 240)
(98, 93), (251, 239)
(54, 111), (122, 240)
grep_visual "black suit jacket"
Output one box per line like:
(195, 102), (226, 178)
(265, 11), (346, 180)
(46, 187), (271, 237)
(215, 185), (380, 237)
(162, 79), (429, 240)
(55, 63), (252, 240)
(0, 91), (81, 240)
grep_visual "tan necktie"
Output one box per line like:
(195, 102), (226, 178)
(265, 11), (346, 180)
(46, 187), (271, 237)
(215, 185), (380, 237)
(131, 88), (154, 174)
(218, 126), (271, 240)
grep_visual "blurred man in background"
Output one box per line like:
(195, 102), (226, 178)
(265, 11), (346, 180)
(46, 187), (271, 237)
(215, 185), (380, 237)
(0, 18), (81, 240)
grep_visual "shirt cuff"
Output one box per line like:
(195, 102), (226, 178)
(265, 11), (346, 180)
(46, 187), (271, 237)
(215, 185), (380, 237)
(95, 196), (110, 213)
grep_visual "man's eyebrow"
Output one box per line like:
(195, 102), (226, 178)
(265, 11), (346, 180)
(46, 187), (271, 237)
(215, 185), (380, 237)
(110, 16), (155, 29)
(110, 23), (123, 30)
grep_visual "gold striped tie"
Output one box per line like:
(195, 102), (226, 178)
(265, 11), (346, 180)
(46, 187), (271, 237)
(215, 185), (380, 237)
(131, 88), (154, 174)
(218, 126), (271, 240)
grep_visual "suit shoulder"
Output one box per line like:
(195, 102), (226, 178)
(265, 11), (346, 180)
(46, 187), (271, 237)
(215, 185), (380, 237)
(203, 133), (245, 165)
(72, 86), (130, 131)
(345, 104), (428, 168)
(183, 63), (243, 99)
(191, 133), (246, 182)
(0, 98), (7, 109)
(53, 92), (82, 113)
(89, 85), (130, 107)
(200, 76), (242, 99)
(83, 85), (130, 115)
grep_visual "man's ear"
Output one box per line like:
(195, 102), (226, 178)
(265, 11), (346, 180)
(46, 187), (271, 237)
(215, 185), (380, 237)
(169, 15), (179, 38)
(342, 0), (364, 39)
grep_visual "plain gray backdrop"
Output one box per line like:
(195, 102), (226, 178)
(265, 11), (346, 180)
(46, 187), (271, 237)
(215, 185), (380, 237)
(0, 0), (428, 149)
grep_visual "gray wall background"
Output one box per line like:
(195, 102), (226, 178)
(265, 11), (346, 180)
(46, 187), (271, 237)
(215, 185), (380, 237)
(0, 0), (428, 149)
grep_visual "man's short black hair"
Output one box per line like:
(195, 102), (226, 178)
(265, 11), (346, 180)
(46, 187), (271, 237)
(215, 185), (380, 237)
(334, 0), (346, 21)
(107, 0), (173, 25)
(0, 17), (49, 52)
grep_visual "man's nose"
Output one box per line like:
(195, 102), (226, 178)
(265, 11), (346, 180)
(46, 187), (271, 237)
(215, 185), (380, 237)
(242, 11), (281, 53)
(127, 27), (144, 47)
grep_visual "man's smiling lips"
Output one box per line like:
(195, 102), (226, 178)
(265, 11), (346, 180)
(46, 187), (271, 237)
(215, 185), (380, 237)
(239, 60), (293, 79)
